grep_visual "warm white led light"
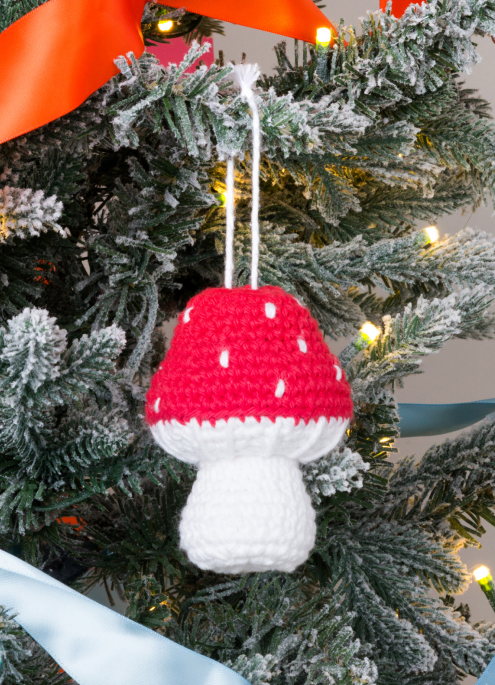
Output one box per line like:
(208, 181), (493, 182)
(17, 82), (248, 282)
(474, 566), (491, 581)
(424, 226), (439, 243)
(158, 19), (174, 32)
(316, 27), (332, 44)
(360, 322), (380, 341)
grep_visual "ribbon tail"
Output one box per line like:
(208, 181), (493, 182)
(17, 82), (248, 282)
(0, 0), (146, 144)
(0, 550), (250, 685)
(398, 399), (495, 437)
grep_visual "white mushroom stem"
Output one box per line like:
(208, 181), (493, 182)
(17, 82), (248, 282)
(181, 455), (314, 573)
(151, 416), (348, 574)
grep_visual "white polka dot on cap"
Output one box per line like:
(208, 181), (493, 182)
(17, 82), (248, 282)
(275, 379), (285, 398)
(265, 303), (276, 319)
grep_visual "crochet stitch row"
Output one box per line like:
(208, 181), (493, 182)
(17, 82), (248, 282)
(146, 285), (353, 425)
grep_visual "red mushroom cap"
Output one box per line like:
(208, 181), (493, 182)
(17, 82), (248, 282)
(145, 286), (353, 426)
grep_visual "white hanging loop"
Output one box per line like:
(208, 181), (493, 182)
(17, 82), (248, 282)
(233, 63), (261, 290)
(224, 156), (235, 289)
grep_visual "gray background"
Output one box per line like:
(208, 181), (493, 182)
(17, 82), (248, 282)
(93, 14), (495, 680)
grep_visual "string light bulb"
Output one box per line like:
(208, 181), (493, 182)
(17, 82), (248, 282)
(360, 322), (380, 343)
(316, 27), (332, 45)
(424, 225), (439, 244)
(220, 192), (228, 207)
(350, 321), (381, 353)
(158, 19), (174, 32)
(339, 321), (381, 364)
(473, 565), (495, 611)
(474, 566), (491, 582)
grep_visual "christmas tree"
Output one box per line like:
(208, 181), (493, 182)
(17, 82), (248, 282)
(1, 0), (495, 682)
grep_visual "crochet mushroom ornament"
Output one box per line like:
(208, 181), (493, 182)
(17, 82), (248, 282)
(145, 65), (353, 574)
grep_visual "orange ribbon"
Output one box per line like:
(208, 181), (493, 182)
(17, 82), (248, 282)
(163, 0), (335, 46)
(0, 0), (146, 144)
(0, 0), (334, 144)
(380, 0), (422, 17)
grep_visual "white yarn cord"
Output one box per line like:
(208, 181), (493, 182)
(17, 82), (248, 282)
(233, 63), (261, 290)
(224, 156), (235, 288)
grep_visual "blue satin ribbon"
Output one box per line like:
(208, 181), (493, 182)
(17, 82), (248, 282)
(0, 550), (250, 685)
(3, 530), (495, 683)
(398, 399), (495, 437)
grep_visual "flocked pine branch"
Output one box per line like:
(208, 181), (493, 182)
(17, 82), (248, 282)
(348, 286), (494, 392)
(0, 0), (494, 682)
(163, 575), (378, 685)
(0, 607), (30, 684)
(381, 416), (495, 546)
(0, 187), (65, 243)
(0, 606), (72, 684)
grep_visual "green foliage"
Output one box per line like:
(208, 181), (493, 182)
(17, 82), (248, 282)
(171, 575), (378, 685)
(1, 0), (495, 682)
(0, 607), (29, 684)
(0, 607), (72, 684)
(382, 418), (495, 546)
(0, 0), (40, 31)
(0, 308), (141, 534)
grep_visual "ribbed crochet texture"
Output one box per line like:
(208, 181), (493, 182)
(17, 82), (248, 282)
(146, 285), (353, 573)
(146, 285), (353, 426)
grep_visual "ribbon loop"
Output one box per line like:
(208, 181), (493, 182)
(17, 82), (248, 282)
(398, 399), (495, 437)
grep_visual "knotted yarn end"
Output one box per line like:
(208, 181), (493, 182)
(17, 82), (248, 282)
(233, 63), (261, 101)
